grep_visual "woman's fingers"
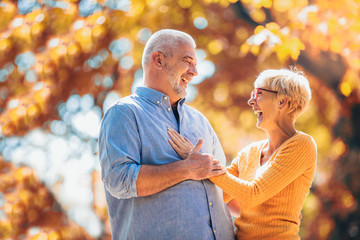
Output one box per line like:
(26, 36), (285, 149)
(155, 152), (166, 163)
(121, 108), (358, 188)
(168, 139), (182, 154)
(168, 129), (184, 146)
(184, 137), (194, 151)
(168, 129), (193, 151)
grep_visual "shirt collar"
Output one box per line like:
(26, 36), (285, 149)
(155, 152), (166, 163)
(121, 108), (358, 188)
(135, 87), (186, 107)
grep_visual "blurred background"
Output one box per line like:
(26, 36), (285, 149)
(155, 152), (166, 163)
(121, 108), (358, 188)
(0, 0), (359, 239)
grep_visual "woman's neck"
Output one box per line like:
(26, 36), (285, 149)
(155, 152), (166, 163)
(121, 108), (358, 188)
(261, 124), (297, 166)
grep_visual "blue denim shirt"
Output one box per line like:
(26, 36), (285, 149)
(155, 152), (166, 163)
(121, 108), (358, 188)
(99, 87), (234, 240)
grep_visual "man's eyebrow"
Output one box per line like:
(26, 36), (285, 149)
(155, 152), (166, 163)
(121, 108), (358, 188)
(182, 56), (197, 64)
(182, 55), (194, 60)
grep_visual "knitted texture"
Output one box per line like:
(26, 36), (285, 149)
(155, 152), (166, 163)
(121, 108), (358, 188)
(210, 132), (317, 240)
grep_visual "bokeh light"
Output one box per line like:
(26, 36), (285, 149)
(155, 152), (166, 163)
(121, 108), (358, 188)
(0, 0), (360, 239)
(193, 17), (208, 29)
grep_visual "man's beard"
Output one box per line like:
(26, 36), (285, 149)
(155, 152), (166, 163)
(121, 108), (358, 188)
(165, 64), (187, 98)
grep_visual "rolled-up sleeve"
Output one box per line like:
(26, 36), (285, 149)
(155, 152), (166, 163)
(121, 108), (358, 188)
(99, 105), (141, 199)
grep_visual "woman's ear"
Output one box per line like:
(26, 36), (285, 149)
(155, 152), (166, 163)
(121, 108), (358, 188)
(278, 96), (289, 111)
(152, 52), (163, 69)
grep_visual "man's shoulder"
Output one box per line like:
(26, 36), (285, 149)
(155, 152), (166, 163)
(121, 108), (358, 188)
(182, 104), (207, 119)
(104, 94), (143, 117)
(109, 94), (141, 109)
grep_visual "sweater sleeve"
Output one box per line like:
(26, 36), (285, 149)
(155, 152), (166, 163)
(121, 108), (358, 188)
(222, 152), (242, 203)
(210, 134), (317, 208)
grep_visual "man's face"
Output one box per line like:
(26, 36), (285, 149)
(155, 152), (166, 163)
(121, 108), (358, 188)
(163, 41), (198, 98)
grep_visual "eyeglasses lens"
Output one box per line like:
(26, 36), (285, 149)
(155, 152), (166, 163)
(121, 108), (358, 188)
(251, 88), (259, 100)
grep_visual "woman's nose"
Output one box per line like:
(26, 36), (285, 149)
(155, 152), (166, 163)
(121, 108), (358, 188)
(248, 97), (255, 106)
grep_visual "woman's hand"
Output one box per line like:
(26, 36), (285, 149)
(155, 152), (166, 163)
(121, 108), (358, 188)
(167, 128), (194, 159)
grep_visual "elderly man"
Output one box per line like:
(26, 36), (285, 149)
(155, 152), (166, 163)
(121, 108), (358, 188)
(99, 29), (234, 240)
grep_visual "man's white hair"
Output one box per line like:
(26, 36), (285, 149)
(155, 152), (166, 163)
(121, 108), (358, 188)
(142, 29), (196, 68)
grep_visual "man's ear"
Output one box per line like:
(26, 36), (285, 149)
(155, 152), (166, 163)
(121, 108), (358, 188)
(152, 52), (163, 69)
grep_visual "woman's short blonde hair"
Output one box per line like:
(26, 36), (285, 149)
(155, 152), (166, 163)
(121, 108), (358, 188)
(254, 68), (312, 118)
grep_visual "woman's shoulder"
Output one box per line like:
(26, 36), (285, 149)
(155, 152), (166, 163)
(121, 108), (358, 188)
(291, 131), (316, 147)
(281, 131), (317, 154)
(236, 139), (267, 160)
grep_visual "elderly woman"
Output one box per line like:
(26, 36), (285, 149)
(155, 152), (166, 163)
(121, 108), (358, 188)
(168, 68), (317, 240)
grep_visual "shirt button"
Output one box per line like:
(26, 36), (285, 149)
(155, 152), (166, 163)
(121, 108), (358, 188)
(167, 108), (171, 111)
(164, 96), (168, 100)
(213, 230), (216, 234)
(157, 101), (160, 104)
(209, 202), (213, 206)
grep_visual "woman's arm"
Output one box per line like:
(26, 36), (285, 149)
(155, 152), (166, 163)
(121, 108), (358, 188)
(210, 134), (317, 208)
(168, 129), (317, 208)
(227, 199), (241, 218)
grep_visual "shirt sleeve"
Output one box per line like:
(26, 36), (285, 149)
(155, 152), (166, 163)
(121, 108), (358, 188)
(210, 134), (317, 208)
(99, 104), (141, 199)
(212, 131), (227, 166)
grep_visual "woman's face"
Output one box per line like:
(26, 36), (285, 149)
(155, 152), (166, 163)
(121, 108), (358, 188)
(248, 87), (279, 130)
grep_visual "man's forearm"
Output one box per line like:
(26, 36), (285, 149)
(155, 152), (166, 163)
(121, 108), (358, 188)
(136, 142), (225, 197)
(136, 161), (190, 197)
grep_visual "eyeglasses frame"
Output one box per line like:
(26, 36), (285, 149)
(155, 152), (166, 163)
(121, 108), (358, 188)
(251, 88), (278, 100)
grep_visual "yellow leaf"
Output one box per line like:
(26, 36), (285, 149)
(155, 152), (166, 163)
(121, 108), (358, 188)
(235, 27), (250, 41)
(0, 38), (12, 52)
(92, 25), (106, 39)
(250, 45), (260, 55)
(273, 0), (293, 12)
(241, 0), (252, 4)
(208, 39), (223, 55)
(261, 0), (272, 8)
(349, 17), (360, 32)
(294, 0), (308, 8)
(266, 22), (280, 33)
(353, 59), (360, 69)
(339, 81), (352, 97)
(126, 1), (145, 17)
(30, 23), (45, 36)
(250, 8), (266, 23)
(240, 43), (250, 54)
(330, 37), (342, 53)
(254, 25), (265, 34)
(307, 12), (319, 25)
(327, 17), (338, 35)
(178, 0), (192, 8)
(275, 46), (289, 63)
(170, 11), (185, 25)
(331, 138), (347, 157)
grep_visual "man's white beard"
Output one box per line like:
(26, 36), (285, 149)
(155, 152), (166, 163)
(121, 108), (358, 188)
(166, 66), (187, 98)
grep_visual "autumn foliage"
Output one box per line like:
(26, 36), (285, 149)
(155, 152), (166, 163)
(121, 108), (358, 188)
(0, 0), (359, 239)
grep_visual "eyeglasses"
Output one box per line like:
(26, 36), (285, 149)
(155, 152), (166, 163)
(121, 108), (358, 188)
(250, 88), (278, 100)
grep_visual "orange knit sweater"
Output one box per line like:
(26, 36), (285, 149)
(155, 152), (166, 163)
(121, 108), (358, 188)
(210, 132), (317, 240)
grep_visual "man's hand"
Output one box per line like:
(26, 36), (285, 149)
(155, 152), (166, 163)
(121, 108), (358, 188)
(137, 138), (225, 197)
(183, 139), (226, 180)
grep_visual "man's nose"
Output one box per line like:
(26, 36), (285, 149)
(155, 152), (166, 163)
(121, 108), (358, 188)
(189, 66), (198, 76)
